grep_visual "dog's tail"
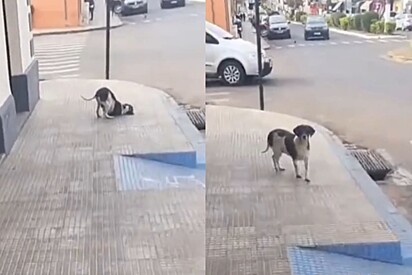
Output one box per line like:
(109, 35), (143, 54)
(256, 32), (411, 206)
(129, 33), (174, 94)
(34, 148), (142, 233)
(81, 95), (96, 101)
(261, 143), (270, 154)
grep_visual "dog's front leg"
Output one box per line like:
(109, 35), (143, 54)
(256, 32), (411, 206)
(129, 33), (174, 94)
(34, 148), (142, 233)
(96, 103), (101, 118)
(293, 160), (301, 179)
(103, 107), (114, 119)
(304, 157), (310, 183)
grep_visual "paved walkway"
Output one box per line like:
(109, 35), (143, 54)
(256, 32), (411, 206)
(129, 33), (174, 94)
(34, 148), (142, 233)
(0, 79), (204, 274)
(206, 105), (412, 274)
(33, 0), (122, 36)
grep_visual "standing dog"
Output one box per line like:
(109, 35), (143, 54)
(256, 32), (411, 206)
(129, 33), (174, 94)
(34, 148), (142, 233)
(262, 125), (316, 183)
(81, 87), (134, 119)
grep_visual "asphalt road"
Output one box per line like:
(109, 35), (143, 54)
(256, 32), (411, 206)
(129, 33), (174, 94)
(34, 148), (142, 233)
(206, 23), (412, 174)
(81, 0), (204, 107)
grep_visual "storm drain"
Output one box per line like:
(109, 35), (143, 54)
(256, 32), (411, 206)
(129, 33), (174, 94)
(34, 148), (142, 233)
(186, 108), (205, 130)
(349, 149), (393, 181)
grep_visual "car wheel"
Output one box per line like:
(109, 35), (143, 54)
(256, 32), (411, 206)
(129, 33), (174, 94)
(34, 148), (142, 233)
(160, 2), (165, 8)
(142, 6), (148, 13)
(180, 0), (185, 6)
(219, 60), (245, 86)
(287, 31), (291, 39)
(304, 33), (308, 40)
(325, 33), (330, 40)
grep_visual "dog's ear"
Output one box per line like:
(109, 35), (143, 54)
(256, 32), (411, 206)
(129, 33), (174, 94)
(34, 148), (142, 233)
(293, 125), (304, 136)
(307, 125), (316, 136)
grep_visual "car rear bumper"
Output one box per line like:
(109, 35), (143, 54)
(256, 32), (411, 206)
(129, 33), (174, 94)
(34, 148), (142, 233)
(267, 29), (290, 38)
(161, 0), (185, 7)
(121, 3), (147, 15)
(305, 30), (329, 38)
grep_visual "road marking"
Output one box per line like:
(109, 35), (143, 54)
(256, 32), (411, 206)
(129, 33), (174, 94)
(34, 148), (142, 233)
(207, 92), (231, 96)
(34, 45), (85, 51)
(341, 41), (350, 44)
(318, 42), (326, 46)
(37, 56), (80, 63)
(275, 46), (282, 49)
(39, 63), (80, 71)
(189, 13), (199, 17)
(143, 19), (151, 23)
(353, 40), (363, 44)
(379, 40), (389, 43)
(40, 67), (80, 75)
(59, 74), (80, 78)
(34, 51), (82, 58)
(207, 98), (230, 103)
(329, 42), (337, 45)
(365, 40), (375, 43)
(288, 44), (296, 48)
(298, 43), (305, 47)
(35, 48), (84, 54)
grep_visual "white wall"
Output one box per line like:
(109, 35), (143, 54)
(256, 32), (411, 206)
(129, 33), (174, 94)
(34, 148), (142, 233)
(16, 0), (32, 72)
(0, 2), (12, 107)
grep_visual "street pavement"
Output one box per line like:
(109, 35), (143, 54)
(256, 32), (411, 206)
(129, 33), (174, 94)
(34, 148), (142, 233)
(34, 33), (88, 79)
(0, 79), (204, 274)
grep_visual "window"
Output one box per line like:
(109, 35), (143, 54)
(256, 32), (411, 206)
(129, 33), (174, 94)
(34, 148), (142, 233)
(29, 39), (34, 57)
(206, 33), (218, 44)
(28, 13), (32, 31)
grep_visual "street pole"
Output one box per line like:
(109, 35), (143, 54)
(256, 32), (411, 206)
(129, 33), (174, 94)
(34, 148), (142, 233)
(254, 0), (265, 110)
(105, 0), (111, 80)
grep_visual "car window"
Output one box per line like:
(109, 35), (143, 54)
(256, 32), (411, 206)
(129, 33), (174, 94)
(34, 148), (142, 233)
(206, 22), (234, 39)
(269, 16), (286, 24)
(307, 16), (326, 24)
(206, 33), (218, 44)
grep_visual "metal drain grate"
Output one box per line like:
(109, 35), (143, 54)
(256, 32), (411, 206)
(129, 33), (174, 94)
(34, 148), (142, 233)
(349, 149), (393, 181)
(186, 108), (205, 130)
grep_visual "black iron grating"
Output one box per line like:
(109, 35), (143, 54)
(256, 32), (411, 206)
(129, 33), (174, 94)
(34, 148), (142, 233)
(186, 108), (205, 130)
(350, 149), (393, 181)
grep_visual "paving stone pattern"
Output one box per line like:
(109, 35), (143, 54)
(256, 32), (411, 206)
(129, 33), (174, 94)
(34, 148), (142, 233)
(205, 105), (398, 275)
(0, 80), (204, 275)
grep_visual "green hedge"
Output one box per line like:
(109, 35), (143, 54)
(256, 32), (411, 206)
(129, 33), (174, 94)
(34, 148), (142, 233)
(348, 16), (355, 30)
(331, 12), (346, 27)
(339, 17), (349, 30)
(385, 22), (396, 34)
(361, 11), (379, 32)
(295, 11), (306, 22)
(354, 14), (362, 30)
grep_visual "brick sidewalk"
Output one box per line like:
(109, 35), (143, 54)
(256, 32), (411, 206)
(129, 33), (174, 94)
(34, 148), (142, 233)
(206, 105), (403, 275)
(0, 80), (204, 274)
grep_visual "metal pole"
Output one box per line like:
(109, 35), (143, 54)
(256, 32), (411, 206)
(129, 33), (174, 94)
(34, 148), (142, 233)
(1, 0), (12, 85)
(105, 0), (111, 79)
(254, 0), (265, 110)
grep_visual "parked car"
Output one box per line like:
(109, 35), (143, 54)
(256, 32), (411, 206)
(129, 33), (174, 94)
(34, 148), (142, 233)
(205, 22), (273, 86)
(160, 0), (185, 9)
(304, 15), (330, 40)
(395, 13), (412, 31)
(119, 0), (148, 16)
(266, 14), (291, 40)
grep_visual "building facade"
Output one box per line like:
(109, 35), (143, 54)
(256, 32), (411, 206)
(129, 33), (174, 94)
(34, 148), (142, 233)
(206, 0), (233, 32)
(31, 0), (83, 29)
(0, 0), (39, 155)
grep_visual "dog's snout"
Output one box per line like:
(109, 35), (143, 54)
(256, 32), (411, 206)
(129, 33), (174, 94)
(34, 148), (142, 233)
(302, 135), (307, 140)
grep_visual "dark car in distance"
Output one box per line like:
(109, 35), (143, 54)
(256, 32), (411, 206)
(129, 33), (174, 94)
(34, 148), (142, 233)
(160, 0), (185, 9)
(304, 15), (329, 40)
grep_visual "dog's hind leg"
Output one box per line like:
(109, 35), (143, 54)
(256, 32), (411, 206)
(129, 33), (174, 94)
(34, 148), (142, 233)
(271, 154), (279, 172)
(103, 107), (114, 119)
(304, 157), (310, 183)
(293, 160), (301, 179)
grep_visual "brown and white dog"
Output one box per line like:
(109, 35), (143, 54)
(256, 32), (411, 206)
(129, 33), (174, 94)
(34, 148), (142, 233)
(262, 125), (316, 183)
(81, 87), (134, 119)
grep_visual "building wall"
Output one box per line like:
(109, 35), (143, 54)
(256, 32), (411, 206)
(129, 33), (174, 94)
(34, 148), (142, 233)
(32, 0), (81, 29)
(206, 0), (231, 32)
(0, 1), (12, 107)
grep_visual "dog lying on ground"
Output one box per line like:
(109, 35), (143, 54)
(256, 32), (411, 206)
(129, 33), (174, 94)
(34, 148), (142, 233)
(262, 124), (316, 183)
(81, 87), (134, 119)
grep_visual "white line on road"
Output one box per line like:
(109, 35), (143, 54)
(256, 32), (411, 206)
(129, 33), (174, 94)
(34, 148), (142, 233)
(298, 43), (305, 47)
(365, 40), (375, 43)
(40, 67), (80, 75)
(379, 40), (389, 43)
(34, 44), (85, 51)
(353, 41), (363, 44)
(329, 42), (338, 45)
(59, 74), (80, 78)
(341, 41), (351, 44)
(143, 19), (151, 23)
(37, 56), (80, 63)
(207, 92), (231, 97)
(39, 63), (79, 71)
(35, 48), (84, 54)
(275, 46), (282, 49)
(207, 98), (230, 103)
(288, 44), (296, 48)
(34, 41), (86, 48)
(39, 60), (80, 68)
(34, 52), (82, 58)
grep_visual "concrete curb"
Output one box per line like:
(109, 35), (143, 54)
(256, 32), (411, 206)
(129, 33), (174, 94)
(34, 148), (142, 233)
(33, 20), (124, 37)
(291, 21), (407, 39)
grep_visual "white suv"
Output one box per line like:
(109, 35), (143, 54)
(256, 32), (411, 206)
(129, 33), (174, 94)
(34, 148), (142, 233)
(205, 21), (273, 86)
